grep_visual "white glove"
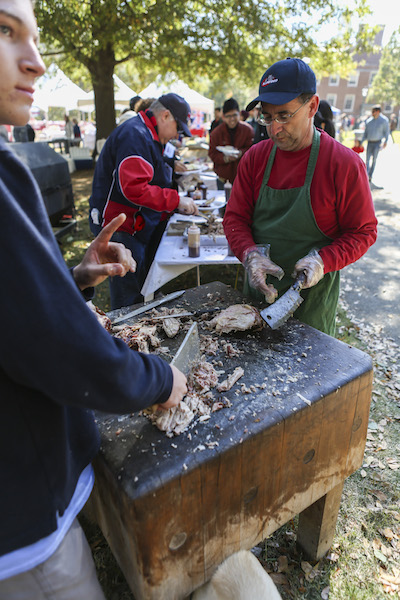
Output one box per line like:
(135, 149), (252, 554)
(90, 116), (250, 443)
(292, 249), (324, 289)
(243, 245), (284, 303)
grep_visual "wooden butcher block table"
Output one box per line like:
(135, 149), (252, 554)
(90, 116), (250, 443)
(89, 282), (373, 600)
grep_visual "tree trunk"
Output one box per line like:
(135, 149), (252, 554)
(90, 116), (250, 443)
(89, 45), (117, 141)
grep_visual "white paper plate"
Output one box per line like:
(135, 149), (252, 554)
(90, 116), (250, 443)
(216, 145), (240, 157)
(195, 198), (226, 212)
(179, 168), (204, 177)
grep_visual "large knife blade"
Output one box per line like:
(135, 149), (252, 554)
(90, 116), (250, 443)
(112, 290), (185, 324)
(260, 272), (306, 330)
(171, 321), (200, 377)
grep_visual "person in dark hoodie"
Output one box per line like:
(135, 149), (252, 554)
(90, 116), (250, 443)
(0, 1), (187, 597)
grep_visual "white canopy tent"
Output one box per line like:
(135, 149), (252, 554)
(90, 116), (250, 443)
(33, 64), (91, 113)
(139, 76), (214, 119)
(76, 74), (138, 113)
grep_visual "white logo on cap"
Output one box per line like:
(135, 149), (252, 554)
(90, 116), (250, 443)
(261, 74), (278, 87)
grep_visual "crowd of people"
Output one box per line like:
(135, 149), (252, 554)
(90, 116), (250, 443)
(0, 0), (391, 596)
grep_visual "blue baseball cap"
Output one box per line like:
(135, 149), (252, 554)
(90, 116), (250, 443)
(246, 58), (316, 110)
(159, 93), (192, 137)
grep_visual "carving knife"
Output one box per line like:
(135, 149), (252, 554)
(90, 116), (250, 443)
(260, 272), (306, 330)
(112, 290), (185, 324)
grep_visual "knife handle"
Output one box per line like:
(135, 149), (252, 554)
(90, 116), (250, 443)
(194, 307), (220, 316)
(293, 271), (307, 292)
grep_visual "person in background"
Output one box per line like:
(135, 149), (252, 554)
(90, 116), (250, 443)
(314, 99), (335, 138)
(89, 93), (199, 309)
(361, 104), (389, 184)
(389, 112), (398, 142)
(0, 1), (187, 597)
(210, 106), (222, 132)
(13, 122), (35, 142)
(223, 58), (377, 336)
(208, 98), (254, 189)
(0, 124), (9, 141)
(248, 106), (269, 144)
(72, 117), (81, 146)
(118, 95), (142, 126)
(352, 138), (364, 154)
(64, 114), (73, 139)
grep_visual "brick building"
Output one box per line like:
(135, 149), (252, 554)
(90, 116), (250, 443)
(316, 26), (397, 120)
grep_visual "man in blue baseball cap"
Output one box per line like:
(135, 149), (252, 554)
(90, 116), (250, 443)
(90, 93), (199, 309)
(223, 58), (377, 335)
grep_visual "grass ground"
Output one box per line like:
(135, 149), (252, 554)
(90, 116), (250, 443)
(67, 170), (400, 600)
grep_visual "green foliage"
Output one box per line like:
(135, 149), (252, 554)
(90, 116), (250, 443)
(35, 0), (378, 137)
(369, 27), (400, 107)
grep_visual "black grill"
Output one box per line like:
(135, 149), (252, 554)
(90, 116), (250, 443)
(9, 142), (75, 233)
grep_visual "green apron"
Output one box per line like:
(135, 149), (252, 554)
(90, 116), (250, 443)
(244, 128), (339, 336)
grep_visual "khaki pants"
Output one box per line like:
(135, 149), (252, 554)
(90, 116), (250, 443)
(0, 518), (106, 600)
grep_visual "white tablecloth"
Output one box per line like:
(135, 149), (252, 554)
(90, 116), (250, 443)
(141, 193), (239, 299)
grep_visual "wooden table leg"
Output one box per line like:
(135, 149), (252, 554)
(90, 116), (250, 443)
(296, 482), (344, 561)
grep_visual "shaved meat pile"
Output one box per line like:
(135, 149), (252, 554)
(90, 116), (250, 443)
(87, 301), (112, 331)
(152, 361), (247, 436)
(113, 324), (161, 353)
(208, 304), (263, 334)
(189, 361), (219, 393)
(156, 402), (194, 436)
(205, 214), (224, 241)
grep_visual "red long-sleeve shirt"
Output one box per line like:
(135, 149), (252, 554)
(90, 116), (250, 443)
(223, 130), (377, 273)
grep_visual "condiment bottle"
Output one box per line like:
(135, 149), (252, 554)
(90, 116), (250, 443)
(188, 223), (200, 258)
(199, 183), (208, 199)
(224, 181), (232, 202)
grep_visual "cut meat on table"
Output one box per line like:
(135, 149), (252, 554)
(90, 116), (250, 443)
(208, 304), (263, 334)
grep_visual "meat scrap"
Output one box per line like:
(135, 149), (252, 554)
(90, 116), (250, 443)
(162, 317), (180, 338)
(217, 367), (244, 392)
(221, 341), (242, 357)
(87, 301), (112, 331)
(200, 334), (219, 356)
(208, 304), (263, 334)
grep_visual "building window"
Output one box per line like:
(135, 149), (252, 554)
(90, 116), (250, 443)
(329, 75), (340, 86)
(344, 95), (355, 112)
(326, 94), (337, 107)
(347, 72), (359, 87)
(369, 71), (378, 86)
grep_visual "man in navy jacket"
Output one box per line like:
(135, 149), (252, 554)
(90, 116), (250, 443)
(0, 1), (187, 597)
(90, 94), (198, 309)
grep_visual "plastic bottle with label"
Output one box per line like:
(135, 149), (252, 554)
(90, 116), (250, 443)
(187, 223), (200, 258)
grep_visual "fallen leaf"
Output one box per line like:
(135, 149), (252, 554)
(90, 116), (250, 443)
(374, 548), (387, 563)
(321, 586), (330, 599)
(277, 555), (289, 573)
(301, 561), (313, 575)
(380, 528), (395, 541)
(269, 572), (289, 586)
(326, 551), (340, 562)
(369, 489), (388, 502)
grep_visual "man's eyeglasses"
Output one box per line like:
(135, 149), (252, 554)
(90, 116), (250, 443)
(257, 98), (311, 126)
(172, 115), (184, 135)
(224, 112), (240, 120)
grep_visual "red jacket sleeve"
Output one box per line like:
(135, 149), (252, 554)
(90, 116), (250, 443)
(118, 155), (179, 213)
